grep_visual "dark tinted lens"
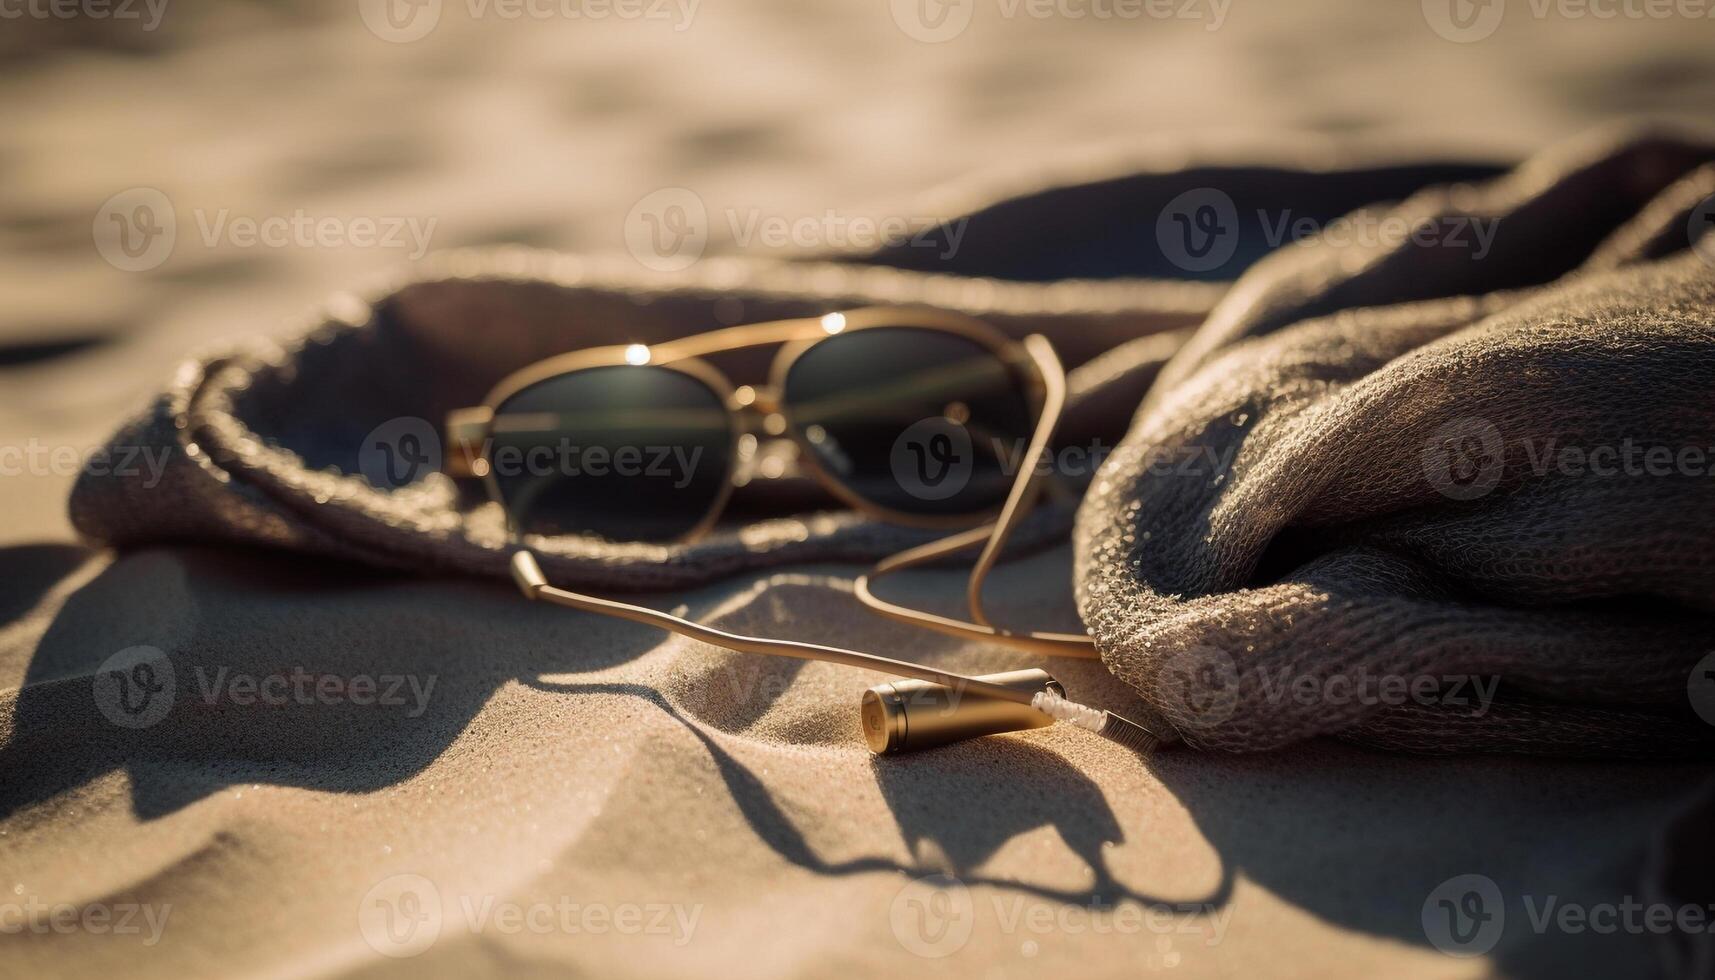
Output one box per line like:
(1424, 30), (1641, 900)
(782, 326), (1034, 515)
(488, 365), (732, 541)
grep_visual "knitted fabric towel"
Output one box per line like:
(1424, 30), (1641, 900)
(1075, 132), (1715, 756)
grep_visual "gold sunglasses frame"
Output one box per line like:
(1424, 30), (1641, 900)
(446, 306), (1038, 535)
(444, 305), (1097, 659)
(443, 306), (1121, 754)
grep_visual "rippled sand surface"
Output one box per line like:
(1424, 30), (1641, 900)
(3, 4), (1713, 977)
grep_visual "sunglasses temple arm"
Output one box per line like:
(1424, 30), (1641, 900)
(965, 334), (1069, 629)
(509, 549), (1036, 705)
(855, 532), (1101, 657)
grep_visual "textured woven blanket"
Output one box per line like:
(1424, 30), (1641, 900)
(1076, 132), (1715, 756)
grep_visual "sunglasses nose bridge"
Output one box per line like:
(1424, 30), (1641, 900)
(729, 384), (783, 416)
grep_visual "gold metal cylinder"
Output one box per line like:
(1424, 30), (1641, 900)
(861, 668), (1063, 754)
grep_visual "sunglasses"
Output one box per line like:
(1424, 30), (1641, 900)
(446, 306), (1055, 540)
(444, 306), (1155, 757)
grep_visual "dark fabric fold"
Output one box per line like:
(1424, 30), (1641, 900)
(1074, 132), (1715, 757)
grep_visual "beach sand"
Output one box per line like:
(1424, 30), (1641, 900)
(4, 3), (1714, 976)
